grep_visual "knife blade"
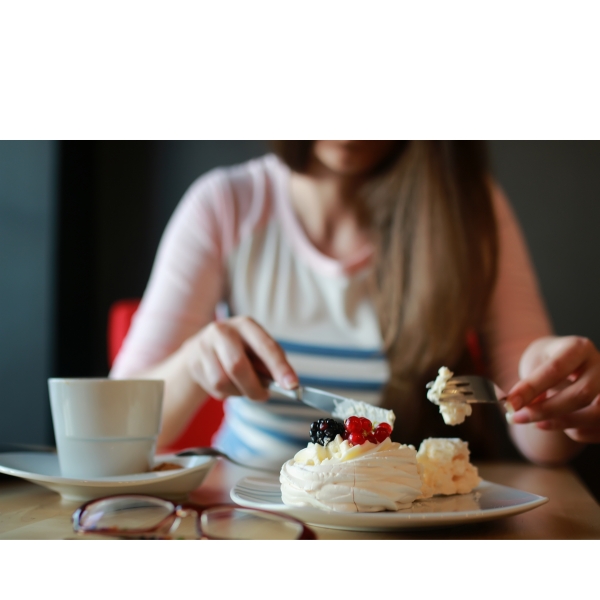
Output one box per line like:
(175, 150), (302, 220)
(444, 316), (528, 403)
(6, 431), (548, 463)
(268, 381), (349, 414)
(267, 381), (396, 428)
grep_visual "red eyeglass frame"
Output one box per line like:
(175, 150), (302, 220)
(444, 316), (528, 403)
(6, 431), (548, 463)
(72, 493), (316, 540)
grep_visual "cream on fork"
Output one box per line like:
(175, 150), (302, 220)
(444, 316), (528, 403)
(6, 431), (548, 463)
(426, 368), (514, 426)
(434, 375), (508, 405)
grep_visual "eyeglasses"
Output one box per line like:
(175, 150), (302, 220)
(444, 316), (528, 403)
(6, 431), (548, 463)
(72, 494), (315, 540)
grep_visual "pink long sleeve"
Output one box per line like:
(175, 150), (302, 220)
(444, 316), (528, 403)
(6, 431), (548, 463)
(110, 160), (275, 378)
(110, 170), (230, 378)
(481, 185), (554, 392)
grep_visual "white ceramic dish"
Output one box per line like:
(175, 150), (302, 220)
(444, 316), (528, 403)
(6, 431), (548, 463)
(0, 452), (216, 502)
(231, 476), (548, 531)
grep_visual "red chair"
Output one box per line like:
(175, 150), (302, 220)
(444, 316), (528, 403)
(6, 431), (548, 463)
(107, 299), (224, 451)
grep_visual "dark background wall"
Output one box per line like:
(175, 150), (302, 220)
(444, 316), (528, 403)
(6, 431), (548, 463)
(0, 141), (57, 446)
(490, 142), (600, 344)
(0, 140), (598, 496)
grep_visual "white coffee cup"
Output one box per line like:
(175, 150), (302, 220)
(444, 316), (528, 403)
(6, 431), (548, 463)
(48, 378), (164, 479)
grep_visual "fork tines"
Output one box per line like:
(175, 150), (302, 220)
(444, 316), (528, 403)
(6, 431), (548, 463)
(438, 375), (504, 404)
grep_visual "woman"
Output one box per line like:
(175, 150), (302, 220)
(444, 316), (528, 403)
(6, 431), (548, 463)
(111, 141), (600, 469)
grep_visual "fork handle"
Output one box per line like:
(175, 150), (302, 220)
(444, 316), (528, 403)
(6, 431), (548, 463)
(438, 396), (507, 404)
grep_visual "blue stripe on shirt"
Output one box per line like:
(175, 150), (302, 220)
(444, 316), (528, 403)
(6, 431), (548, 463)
(214, 421), (262, 457)
(223, 409), (309, 446)
(277, 339), (385, 360)
(298, 375), (385, 391)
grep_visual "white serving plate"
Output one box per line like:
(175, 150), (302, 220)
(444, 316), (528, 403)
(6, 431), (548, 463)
(0, 452), (216, 501)
(231, 476), (548, 532)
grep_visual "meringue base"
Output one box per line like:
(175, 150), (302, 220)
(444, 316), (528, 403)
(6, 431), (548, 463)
(280, 438), (423, 513)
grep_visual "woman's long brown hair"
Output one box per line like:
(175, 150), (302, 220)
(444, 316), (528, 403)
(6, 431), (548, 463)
(272, 141), (511, 457)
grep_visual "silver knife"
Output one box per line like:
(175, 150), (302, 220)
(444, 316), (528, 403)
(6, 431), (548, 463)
(267, 381), (396, 428)
(268, 381), (348, 414)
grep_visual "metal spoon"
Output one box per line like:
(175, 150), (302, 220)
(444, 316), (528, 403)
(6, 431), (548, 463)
(175, 447), (278, 473)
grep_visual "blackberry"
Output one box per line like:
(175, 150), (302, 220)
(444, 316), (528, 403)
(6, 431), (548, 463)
(309, 418), (345, 446)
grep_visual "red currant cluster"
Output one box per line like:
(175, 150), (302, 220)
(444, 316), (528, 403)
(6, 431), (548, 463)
(343, 416), (392, 446)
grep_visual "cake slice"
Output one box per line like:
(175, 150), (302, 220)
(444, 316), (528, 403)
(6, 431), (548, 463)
(280, 413), (423, 513)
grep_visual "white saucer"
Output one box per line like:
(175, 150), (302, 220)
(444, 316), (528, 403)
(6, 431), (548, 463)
(231, 476), (548, 532)
(0, 452), (216, 502)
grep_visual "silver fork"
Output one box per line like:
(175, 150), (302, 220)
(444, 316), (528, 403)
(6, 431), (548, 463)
(437, 375), (508, 404)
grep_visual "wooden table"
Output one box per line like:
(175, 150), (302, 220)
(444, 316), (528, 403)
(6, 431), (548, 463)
(1, 461), (599, 539)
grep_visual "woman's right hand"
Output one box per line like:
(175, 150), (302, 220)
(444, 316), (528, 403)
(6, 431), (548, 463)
(184, 316), (299, 401)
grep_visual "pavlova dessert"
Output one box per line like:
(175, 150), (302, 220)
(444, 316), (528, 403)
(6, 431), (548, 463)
(280, 415), (423, 512)
(280, 398), (481, 513)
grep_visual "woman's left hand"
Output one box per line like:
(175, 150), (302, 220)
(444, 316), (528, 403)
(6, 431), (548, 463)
(507, 336), (600, 443)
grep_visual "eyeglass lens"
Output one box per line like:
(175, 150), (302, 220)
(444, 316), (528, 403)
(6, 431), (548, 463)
(78, 497), (306, 539)
(79, 497), (175, 532)
(201, 507), (304, 540)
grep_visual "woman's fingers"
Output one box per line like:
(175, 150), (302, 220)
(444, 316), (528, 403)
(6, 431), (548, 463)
(232, 316), (299, 390)
(534, 397), (600, 431)
(564, 427), (600, 444)
(508, 336), (595, 411)
(537, 400), (600, 443)
(188, 337), (240, 399)
(511, 361), (600, 423)
(211, 322), (270, 401)
(509, 335), (600, 445)
(186, 317), (297, 402)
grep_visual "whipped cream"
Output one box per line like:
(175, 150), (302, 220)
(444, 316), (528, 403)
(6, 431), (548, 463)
(416, 437), (481, 497)
(331, 399), (395, 430)
(426, 366), (472, 425)
(280, 435), (423, 512)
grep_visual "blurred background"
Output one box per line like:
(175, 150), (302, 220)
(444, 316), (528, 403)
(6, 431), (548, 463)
(1, 140), (599, 498)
